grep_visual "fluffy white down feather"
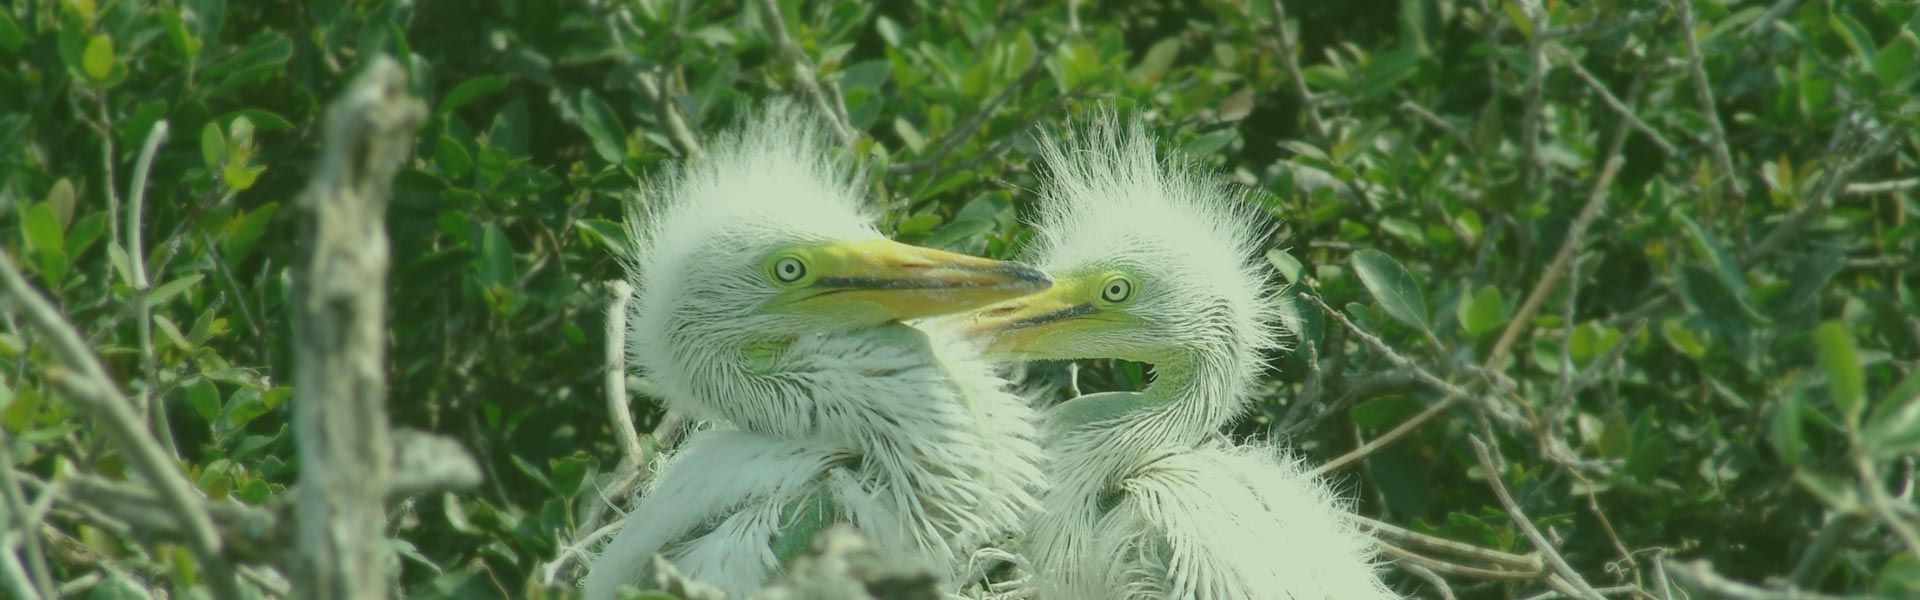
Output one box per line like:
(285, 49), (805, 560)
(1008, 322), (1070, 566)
(583, 102), (1042, 599)
(1013, 115), (1398, 599)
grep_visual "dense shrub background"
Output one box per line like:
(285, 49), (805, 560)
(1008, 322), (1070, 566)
(2, 0), (1917, 598)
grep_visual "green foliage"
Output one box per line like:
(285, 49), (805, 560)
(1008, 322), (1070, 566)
(1, 0), (1917, 598)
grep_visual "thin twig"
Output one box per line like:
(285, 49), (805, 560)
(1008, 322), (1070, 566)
(1672, 0), (1742, 200)
(1550, 47), (1678, 155)
(0, 536), (41, 600)
(126, 121), (177, 457)
(1855, 455), (1920, 564)
(1519, 0), (1550, 201)
(0, 431), (54, 600)
(1471, 436), (1607, 600)
(1486, 155), (1624, 372)
(1784, 514), (1861, 586)
(1303, 293), (1479, 477)
(605, 281), (643, 462)
(754, 0), (857, 146)
(1396, 560), (1458, 600)
(1749, 124), (1899, 261)
(1844, 177), (1919, 195)
(889, 36), (1063, 175)
(597, 2), (706, 160)
(1268, 0), (1327, 137)
(1662, 558), (1851, 600)
(1349, 513), (1544, 572)
(0, 255), (243, 599)
(1740, 0), (1801, 38)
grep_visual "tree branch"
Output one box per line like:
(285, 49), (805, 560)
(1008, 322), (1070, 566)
(126, 121), (177, 457)
(289, 55), (424, 599)
(0, 253), (244, 599)
(1672, 0), (1742, 200)
(754, 0), (857, 146)
(1471, 436), (1607, 600)
(1268, 0), (1326, 137)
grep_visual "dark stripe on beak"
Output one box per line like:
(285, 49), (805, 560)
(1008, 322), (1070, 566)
(1007, 303), (1099, 330)
(816, 263), (1051, 290)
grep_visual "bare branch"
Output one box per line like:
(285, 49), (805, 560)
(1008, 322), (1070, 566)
(1349, 513), (1544, 572)
(290, 55), (424, 599)
(1749, 123), (1899, 261)
(605, 281), (644, 461)
(0, 255), (244, 599)
(1672, 0), (1743, 200)
(126, 121), (178, 457)
(1519, 0), (1550, 201)
(889, 36), (1063, 175)
(1471, 436), (1607, 600)
(1550, 48), (1678, 155)
(1267, 0), (1327, 137)
(0, 430), (54, 600)
(754, 0), (857, 146)
(1487, 155), (1624, 371)
(1844, 177), (1919, 195)
(1662, 558), (1851, 600)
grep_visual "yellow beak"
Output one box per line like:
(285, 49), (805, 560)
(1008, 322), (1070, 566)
(780, 239), (1052, 321)
(948, 275), (1101, 358)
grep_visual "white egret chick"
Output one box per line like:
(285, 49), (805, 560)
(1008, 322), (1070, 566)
(954, 118), (1398, 599)
(582, 103), (1048, 600)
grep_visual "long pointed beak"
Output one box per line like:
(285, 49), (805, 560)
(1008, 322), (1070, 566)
(947, 276), (1098, 358)
(785, 239), (1052, 320)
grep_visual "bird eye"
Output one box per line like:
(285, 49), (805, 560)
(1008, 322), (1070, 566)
(1100, 277), (1133, 303)
(773, 256), (807, 283)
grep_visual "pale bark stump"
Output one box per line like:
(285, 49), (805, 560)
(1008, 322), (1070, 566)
(290, 56), (424, 599)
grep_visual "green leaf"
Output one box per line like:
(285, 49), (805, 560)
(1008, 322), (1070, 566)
(1503, 0), (1534, 39)
(223, 203), (280, 267)
(45, 178), (75, 230)
(146, 274), (205, 308)
(65, 212), (106, 259)
(1131, 37), (1181, 81)
(201, 122), (227, 171)
(1265, 249), (1304, 284)
(87, 571), (149, 600)
(1180, 130), (1237, 157)
(1673, 210), (1769, 324)
(1456, 285), (1505, 337)
(223, 163), (264, 191)
(1865, 368), (1920, 454)
(152, 314), (191, 350)
(576, 90), (626, 163)
(82, 34), (113, 81)
(438, 75), (510, 116)
(1770, 389), (1804, 468)
(0, 11), (24, 53)
(1351, 248), (1430, 333)
(577, 219), (631, 261)
(1830, 13), (1876, 65)
(23, 203), (65, 257)
(478, 224), (515, 289)
(1661, 319), (1708, 359)
(1877, 553), (1920, 598)
(1813, 321), (1865, 428)
(435, 136), (472, 180)
(185, 379), (222, 422)
(924, 219), (993, 250)
(1875, 30), (1919, 86)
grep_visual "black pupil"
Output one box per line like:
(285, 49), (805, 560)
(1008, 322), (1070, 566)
(1108, 284), (1124, 298)
(780, 261), (799, 277)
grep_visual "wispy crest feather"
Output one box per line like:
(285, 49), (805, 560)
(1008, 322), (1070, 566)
(1031, 114), (1286, 403)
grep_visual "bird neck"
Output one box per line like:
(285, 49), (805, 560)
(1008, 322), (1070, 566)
(1135, 349), (1246, 440)
(1047, 348), (1250, 482)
